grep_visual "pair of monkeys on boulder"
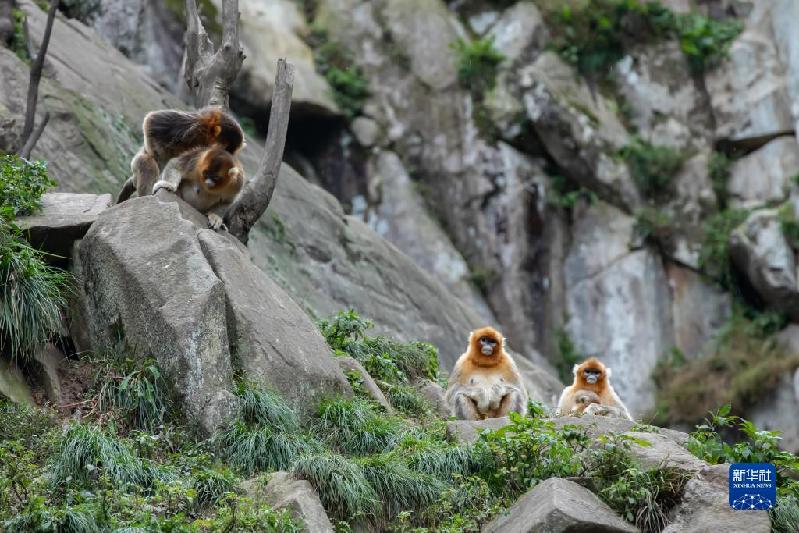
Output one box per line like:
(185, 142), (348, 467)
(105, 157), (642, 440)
(117, 106), (245, 229)
(445, 327), (632, 421)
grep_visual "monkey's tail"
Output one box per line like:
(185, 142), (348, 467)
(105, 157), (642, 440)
(116, 177), (136, 204)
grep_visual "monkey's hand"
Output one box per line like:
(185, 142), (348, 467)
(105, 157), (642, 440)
(153, 180), (178, 193)
(207, 213), (227, 231)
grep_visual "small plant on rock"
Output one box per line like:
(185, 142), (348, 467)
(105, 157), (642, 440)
(453, 37), (504, 96)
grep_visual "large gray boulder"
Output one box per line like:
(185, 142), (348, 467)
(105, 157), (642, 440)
(564, 202), (674, 415)
(483, 478), (637, 533)
(552, 415), (689, 446)
(0, 357), (33, 405)
(728, 137), (799, 208)
(17, 193), (112, 258)
(197, 230), (351, 417)
(663, 464), (771, 533)
(729, 208), (799, 319)
(76, 197), (236, 433)
(706, 2), (794, 145)
(239, 472), (334, 533)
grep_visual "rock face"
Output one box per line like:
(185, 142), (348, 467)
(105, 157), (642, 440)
(482, 477), (637, 533)
(240, 472), (334, 533)
(663, 464), (771, 533)
(77, 197), (237, 433)
(730, 209), (799, 319)
(564, 202), (674, 415)
(728, 137), (799, 207)
(17, 193), (112, 258)
(335, 356), (392, 412)
(0, 357), (33, 405)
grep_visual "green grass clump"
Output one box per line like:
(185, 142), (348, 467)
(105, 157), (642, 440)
(235, 381), (300, 431)
(772, 493), (799, 533)
(547, 174), (597, 210)
(308, 30), (369, 118)
(619, 137), (686, 198)
(50, 423), (162, 489)
(634, 207), (674, 243)
(452, 37), (504, 96)
(193, 467), (235, 508)
(778, 203), (799, 249)
(384, 383), (432, 417)
(697, 208), (749, 289)
(10, 9), (30, 63)
(708, 151), (732, 208)
(548, 0), (742, 77)
(292, 452), (378, 523)
(316, 397), (407, 455)
(95, 356), (166, 432)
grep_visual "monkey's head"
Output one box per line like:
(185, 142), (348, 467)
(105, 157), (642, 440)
(199, 146), (242, 192)
(574, 357), (609, 388)
(468, 326), (504, 362)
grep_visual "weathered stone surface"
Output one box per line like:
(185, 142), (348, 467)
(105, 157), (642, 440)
(226, 0), (338, 117)
(446, 417), (510, 444)
(366, 150), (495, 323)
(565, 202), (674, 415)
(667, 264), (731, 359)
(552, 415), (689, 446)
(487, 1), (547, 66)
(516, 354), (565, 407)
(33, 343), (65, 404)
(0, 357), (33, 404)
(624, 431), (706, 472)
(416, 379), (450, 417)
(706, 2), (794, 145)
(351, 117), (381, 147)
(614, 40), (713, 149)
(17, 193), (112, 258)
(519, 52), (638, 209)
(197, 230), (351, 417)
(749, 369), (799, 453)
(772, 0), (799, 134)
(663, 464), (771, 533)
(77, 197), (236, 434)
(239, 472), (333, 533)
(336, 356), (391, 412)
(728, 136), (799, 207)
(483, 478), (637, 533)
(729, 208), (799, 319)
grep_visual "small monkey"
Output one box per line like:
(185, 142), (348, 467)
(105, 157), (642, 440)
(570, 390), (600, 415)
(445, 327), (528, 420)
(152, 145), (244, 229)
(117, 106), (245, 203)
(556, 357), (632, 421)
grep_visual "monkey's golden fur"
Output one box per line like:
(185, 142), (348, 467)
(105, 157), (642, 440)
(556, 357), (632, 420)
(152, 145), (244, 229)
(117, 106), (245, 203)
(445, 326), (528, 420)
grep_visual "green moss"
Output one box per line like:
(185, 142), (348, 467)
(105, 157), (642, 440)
(452, 37), (504, 97)
(308, 29), (369, 118)
(547, 174), (597, 210)
(697, 208), (749, 289)
(619, 137), (687, 198)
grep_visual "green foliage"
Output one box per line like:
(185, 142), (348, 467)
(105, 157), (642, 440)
(778, 202), (799, 249)
(384, 384), (432, 418)
(697, 208), (749, 289)
(452, 37), (504, 96)
(654, 311), (799, 425)
(554, 328), (583, 384)
(292, 453), (377, 523)
(235, 381), (300, 432)
(95, 355), (167, 432)
(772, 493), (799, 533)
(316, 397), (406, 455)
(547, 174), (597, 210)
(588, 434), (690, 533)
(0, 155), (56, 219)
(10, 9), (30, 63)
(634, 207), (674, 242)
(0, 222), (72, 359)
(708, 151), (732, 208)
(318, 309), (373, 352)
(310, 30), (369, 118)
(547, 0), (742, 77)
(619, 138), (686, 198)
(193, 467), (235, 509)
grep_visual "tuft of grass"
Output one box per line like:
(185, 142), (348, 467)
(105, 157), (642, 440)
(235, 381), (300, 432)
(0, 222), (72, 360)
(547, 174), (598, 210)
(619, 137), (686, 198)
(50, 423), (161, 490)
(10, 9), (30, 63)
(315, 397), (407, 455)
(96, 357), (166, 432)
(634, 207), (674, 243)
(708, 151), (732, 209)
(452, 37), (504, 96)
(194, 467), (235, 508)
(697, 208), (749, 289)
(772, 493), (799, 533)
(308, 29), (369, 118)
(292, 452), (378, 523)
(384, 384), (432, 418)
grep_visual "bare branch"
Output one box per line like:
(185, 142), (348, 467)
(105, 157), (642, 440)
(225, 59), (294, 244)
(182, 0), (244, 109)
(18, 0), (59, 155)
(19, 111), (48, 159)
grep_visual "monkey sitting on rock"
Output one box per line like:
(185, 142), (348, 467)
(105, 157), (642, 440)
(445, 326), (528, 420)
(556, 357), (633, 421)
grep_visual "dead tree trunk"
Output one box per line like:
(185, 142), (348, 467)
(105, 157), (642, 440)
(224, 59), (294, 244)
(18, 0), (59, 159)
(182, 0), (294, 245)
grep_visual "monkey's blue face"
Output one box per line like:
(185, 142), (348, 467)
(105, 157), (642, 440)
(583, 368), (602, 384)
(479, 336), (497, 355)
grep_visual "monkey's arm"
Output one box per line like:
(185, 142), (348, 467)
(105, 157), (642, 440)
(152, 158), (184, 194)
(206, 201), (232, 230)
(555, 386), (574, 416)
(449, 388), (482, 420)
(494, 386), (527, 418)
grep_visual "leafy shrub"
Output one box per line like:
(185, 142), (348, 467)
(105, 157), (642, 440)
(708, 151), (732, 208)
(697, 208), (748, 289)
(634, 207), (674, 242)
(193, 467), (235, 508)
(0, 222), (72, 359)
(0, 155), (55, 219)
(452, 37), (504, 96)
(95, 356), (166, 432)
(316, 397), (407, 455)
(772, 493), (799, 533)
(619, 137), (686, 198)
(309, 30), (369, 118)
(547, 0), (742, 77)
(547, 174), (597, 210)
